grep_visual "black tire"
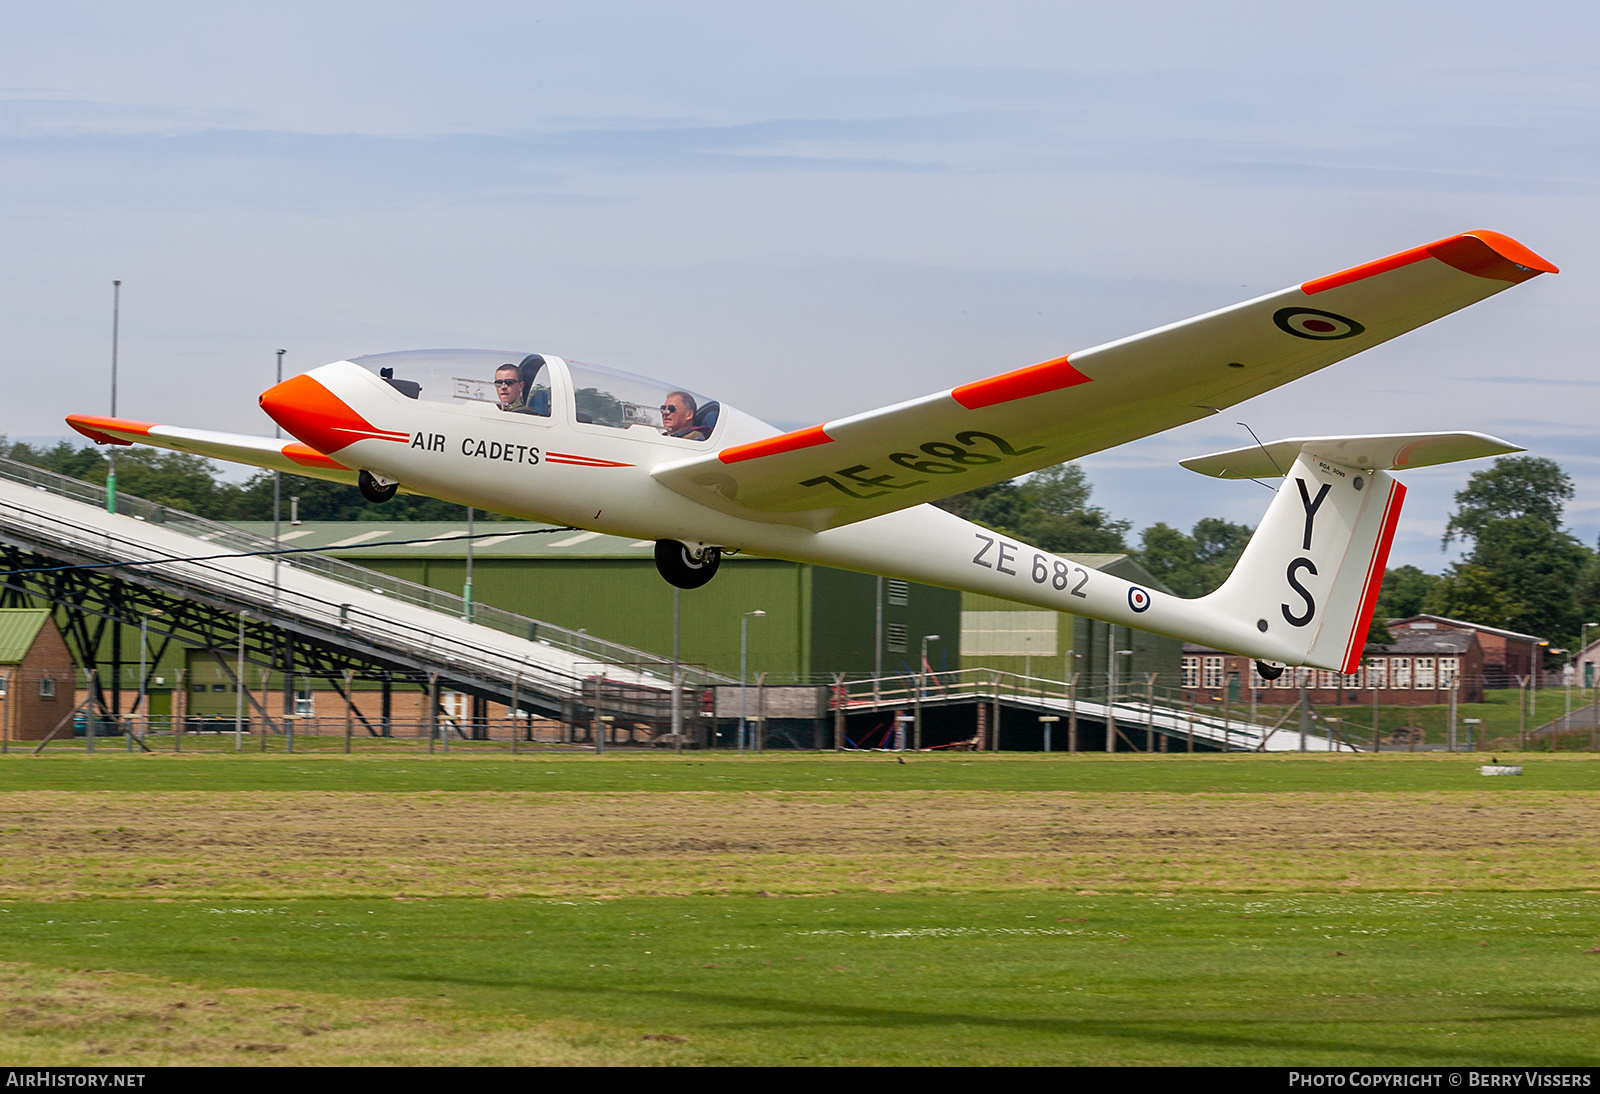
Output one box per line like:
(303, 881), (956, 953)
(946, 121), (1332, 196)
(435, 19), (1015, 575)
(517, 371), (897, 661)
(358, 470), (399, 503)
(654, 540), (721, 589)
(1254, 660), (1285, 681)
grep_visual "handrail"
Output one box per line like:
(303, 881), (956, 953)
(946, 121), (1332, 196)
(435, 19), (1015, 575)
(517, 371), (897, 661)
(0, 453), (733, 684)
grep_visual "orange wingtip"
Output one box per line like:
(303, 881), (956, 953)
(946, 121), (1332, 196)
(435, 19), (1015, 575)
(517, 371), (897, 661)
(283, 442), (349, 471)
(1303, 231), (1557, 295)
(718, 424), (833, 464)
(66, 413), (155, 446)
(951, 354), (1092, 410)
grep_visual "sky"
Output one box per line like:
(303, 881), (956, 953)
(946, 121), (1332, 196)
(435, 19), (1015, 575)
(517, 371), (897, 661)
(0, 1), (1594, 569)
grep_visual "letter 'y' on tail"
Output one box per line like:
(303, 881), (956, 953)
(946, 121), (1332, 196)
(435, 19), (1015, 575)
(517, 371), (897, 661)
(1182, 432), (1522, 671)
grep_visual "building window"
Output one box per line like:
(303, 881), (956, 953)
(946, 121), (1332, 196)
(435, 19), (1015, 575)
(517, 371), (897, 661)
(39, 677), (55, 699)
(1318, 670), (1338, 690)
(887, 579), (909, 606)
(886, 623), (907, 653)
(1182, 657), (1199, 688)
(1274, 664), (1295, 689)
(1367, 658), (1387, 689)
(1391, 658), (1411, 689)
(1414, 658), (1435, 690)
(1439, 657), (1459, 688)
(1343, 669), (1363, 689)
(294, 688), (314, 717)
(1203, 656), (1224, 688)
(212, 683), (229, 693)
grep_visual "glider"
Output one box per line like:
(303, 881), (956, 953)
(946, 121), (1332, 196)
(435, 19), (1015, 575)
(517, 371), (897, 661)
(68, 230), (1555, 673)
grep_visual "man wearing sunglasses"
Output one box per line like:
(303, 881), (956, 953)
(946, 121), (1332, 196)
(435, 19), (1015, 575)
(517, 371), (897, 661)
(660, 391), (708, 440)
(493, 363), (527, 412)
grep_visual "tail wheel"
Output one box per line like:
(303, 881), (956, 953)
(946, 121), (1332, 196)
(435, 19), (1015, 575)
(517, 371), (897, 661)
(654, 540), (721, 589)
(358, 470), (399, 503)
(1255, 660), (1286, 681)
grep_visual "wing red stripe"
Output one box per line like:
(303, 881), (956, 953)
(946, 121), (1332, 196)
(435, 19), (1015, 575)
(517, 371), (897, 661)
(1303, 231), (1557, 295)
(950, 354), (1092, 410)
(717, 425), (832, 465)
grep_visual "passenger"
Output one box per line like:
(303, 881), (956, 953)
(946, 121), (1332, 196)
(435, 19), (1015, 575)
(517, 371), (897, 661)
(493, 363), (526, 412)
(661, 391), (709, 440)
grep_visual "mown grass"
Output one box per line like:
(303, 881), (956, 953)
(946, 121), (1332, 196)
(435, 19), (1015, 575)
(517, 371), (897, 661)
(2, 752), (1597, 1065)
(2, 750), (1596, 794)
(1, 893), (1598, 1066)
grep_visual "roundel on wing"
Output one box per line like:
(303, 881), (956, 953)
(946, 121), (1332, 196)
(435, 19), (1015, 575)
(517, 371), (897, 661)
(1273, 307), (1366, 341)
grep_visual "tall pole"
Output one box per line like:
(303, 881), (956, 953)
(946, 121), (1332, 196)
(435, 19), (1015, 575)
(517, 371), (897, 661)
(463, 506), (475, 621)
(916, 634), (939, 751)
(740, 615), (749, 753)
(873, 576), (883, 710)
(739, 610), (765, 752)
(671, 587), (682, 753)
(234, 615), (245, 752)
(138, 615), (148, 749)
(272, 349), (285, 593)
(106, 281), (121, 514)
(1106, 637), (1117, 754)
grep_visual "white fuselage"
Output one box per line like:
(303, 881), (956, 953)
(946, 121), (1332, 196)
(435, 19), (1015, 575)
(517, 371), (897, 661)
(288, 358), (1289, 665)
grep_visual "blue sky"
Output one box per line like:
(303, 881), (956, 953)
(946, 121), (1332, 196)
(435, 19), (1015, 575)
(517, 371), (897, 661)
(1, 1), (1594, 567)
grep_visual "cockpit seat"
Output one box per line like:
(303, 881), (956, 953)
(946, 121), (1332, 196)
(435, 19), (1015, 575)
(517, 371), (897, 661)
(686, 400), (718, 436)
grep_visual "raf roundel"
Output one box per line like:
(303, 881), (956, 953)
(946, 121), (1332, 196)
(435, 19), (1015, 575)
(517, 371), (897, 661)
(1273, 307), (1366, 341)
(1127, 586), (1151, 613)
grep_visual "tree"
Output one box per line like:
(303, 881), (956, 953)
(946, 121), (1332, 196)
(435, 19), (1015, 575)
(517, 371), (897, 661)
(1432, 516), (1589, 641)
(934, 462), (1131, 555)
(1375, 565), (1440, 621)
(1443, 455), (1574, 547)
(1135, 517), (1253, 597)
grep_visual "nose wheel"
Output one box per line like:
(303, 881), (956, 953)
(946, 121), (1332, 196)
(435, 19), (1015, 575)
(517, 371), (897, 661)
(358, 470), (399, 503)
(654, 540), (721, 589)
(1254, 660), (1285, 681)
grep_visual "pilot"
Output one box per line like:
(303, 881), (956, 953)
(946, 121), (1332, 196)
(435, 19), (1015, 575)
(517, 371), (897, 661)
(661, 391), (708, 440)
(494, 363), (526, 412)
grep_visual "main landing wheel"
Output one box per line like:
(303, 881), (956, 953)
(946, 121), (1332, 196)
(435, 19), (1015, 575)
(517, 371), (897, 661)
(358, 470), (399, 503)
(655, 540), (721, 589)
(1254, 660), (1285, 681)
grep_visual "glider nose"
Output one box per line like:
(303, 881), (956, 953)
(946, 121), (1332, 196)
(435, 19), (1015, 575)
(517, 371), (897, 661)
(259, 372), (393, 456)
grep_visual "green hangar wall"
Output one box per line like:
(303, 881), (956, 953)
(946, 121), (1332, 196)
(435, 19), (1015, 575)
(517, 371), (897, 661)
(236, 523), (960, 682)
(959, 553), (1182, 693)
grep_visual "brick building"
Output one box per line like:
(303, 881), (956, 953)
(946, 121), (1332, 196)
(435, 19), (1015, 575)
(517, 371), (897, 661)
(0, 609), (77, 742)
(1183, 626), (1485, 707)
(1386, 616), (1542, 687)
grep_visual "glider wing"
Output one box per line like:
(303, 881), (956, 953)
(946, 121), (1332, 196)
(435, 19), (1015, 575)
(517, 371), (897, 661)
(65, 414), (359, 486)
(652, 230), (1554, 531)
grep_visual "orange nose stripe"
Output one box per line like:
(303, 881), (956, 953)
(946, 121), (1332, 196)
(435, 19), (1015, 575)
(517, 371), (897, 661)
(259, 374), (408, 455)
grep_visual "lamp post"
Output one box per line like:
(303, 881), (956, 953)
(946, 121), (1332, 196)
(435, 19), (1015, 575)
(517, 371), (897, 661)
(739, 610), (765, 752)
(272, 349), (285, 594)
(1107, 648), (1132, 753)
(1040, 714), (1059, 753)
(106, 280), (121, 514)
(915, 633), (940, 750)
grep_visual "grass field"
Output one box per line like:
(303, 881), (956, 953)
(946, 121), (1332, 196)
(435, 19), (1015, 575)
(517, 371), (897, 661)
(0, 752), (1596, 1066)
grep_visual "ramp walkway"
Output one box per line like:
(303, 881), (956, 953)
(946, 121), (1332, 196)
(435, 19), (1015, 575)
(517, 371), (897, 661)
(0, 455), (726, 721)
(839, 671), (1357, 752)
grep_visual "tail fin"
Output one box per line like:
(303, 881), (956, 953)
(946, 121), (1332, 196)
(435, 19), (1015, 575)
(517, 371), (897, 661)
(1187, 432), (1520, 671)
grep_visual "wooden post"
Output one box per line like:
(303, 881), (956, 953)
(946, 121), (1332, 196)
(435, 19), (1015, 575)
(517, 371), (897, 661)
(173, 668), (184, 752)
(427, 673), (438, 753)
(833, 672), (846, 752)
(343, 669), (354, 754)
(1067, 672), (1078, 754)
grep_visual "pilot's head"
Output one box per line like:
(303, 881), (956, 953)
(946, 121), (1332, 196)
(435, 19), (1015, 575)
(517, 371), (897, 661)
(661, 391), (697, 434)
(494, 364), (525, 408)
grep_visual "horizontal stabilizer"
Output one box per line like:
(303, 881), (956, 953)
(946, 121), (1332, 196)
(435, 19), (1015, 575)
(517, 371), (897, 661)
(1180, 431), (1522, 480)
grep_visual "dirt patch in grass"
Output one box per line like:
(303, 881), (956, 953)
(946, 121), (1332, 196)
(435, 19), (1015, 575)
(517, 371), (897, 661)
(0, 960), (694, 1065)
(1, 790), (1596, 899)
